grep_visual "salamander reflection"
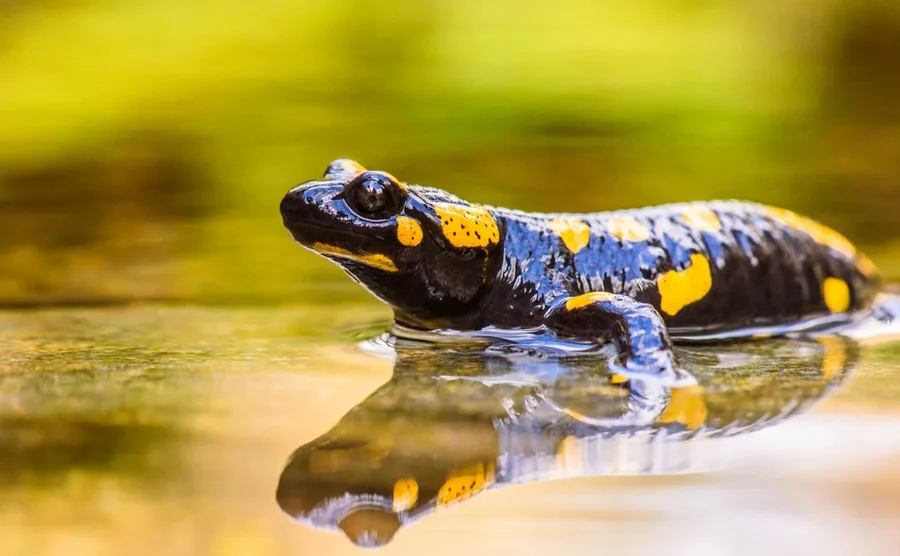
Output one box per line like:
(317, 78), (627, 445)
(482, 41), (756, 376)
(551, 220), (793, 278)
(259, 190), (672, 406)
(276, 336), (857, 548)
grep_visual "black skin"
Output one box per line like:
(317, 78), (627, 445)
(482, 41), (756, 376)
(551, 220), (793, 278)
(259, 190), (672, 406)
(280, 159), (880, 381)
(276, 339), (857, 547)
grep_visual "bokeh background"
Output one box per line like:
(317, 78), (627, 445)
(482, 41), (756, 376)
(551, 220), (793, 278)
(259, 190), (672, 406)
(1, 0), (899, 306)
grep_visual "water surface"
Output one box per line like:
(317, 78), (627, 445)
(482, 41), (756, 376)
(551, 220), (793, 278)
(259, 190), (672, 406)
(3, 306), (900, 555)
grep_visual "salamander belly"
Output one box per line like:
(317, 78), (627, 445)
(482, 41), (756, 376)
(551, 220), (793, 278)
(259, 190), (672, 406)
(564, 201), (879, 336)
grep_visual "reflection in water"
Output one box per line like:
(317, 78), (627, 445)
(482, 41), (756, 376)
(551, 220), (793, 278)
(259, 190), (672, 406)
(276, 336), (857, 547)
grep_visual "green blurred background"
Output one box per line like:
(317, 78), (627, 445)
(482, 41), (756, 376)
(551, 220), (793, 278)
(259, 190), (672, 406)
(2, 0), (899, 307)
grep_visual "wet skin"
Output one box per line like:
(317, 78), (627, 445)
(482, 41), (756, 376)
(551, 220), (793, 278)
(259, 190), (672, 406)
(276, 338), (856, 547)
(280, 159), (880, 380)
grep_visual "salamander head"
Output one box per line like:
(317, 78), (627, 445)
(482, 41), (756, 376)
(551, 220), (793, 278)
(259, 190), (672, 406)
(280, 159), (503, 328)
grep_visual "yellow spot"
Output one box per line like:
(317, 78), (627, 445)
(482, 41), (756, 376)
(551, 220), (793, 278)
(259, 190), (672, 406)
(817, 336), (847, 381)
(555, 435), (583, 473)
(822, 277), (851, 313)
(609, 373), (629, 384)
(856, 253), (878, 277)
(325, 159), (367, 177)
(606, 215), (650, 242)
(657, 386), (708, 430)
(565, 291), (615, 310)
(765, 206), (856, 257)
(437, 463), (495, 507)
(392, 479), (419, 512)
(658, 253), (713, 316)
(434, 203), (500, 248)
(396, 216), (423, 246)
(548, 217), (591, 253)
(311, 242), (398, 273)
(681, 206), (721, 233)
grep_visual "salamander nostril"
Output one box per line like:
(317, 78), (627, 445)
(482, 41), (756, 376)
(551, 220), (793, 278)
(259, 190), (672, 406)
(280, 189), (307, 221)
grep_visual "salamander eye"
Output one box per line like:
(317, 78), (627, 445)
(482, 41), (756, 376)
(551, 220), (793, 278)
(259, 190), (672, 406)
(355, 179), (387, 212)
(344, 171), (406, 219)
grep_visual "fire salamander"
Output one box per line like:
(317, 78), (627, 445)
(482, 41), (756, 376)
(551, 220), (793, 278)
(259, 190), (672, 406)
(280, 159), (880, 381)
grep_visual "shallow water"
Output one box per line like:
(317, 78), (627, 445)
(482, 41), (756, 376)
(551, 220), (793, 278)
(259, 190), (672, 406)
(3, 305), (900, 556)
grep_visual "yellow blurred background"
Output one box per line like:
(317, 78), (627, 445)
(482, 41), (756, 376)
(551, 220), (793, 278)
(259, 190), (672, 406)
(1, 0), (899, 305)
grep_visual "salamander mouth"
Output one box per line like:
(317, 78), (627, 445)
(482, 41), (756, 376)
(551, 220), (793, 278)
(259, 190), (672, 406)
(285, 221), (400, 275)
(283, 219), (369, 246)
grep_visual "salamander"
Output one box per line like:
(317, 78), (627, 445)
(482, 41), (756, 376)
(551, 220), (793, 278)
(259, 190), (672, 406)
(279, 159), (880, 381)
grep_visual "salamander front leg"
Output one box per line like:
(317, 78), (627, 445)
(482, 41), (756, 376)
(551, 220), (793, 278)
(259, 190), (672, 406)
(546, 292), (692, 385)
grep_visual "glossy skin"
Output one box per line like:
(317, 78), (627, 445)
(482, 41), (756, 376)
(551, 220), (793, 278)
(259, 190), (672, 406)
(280, 159), (879, 379)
